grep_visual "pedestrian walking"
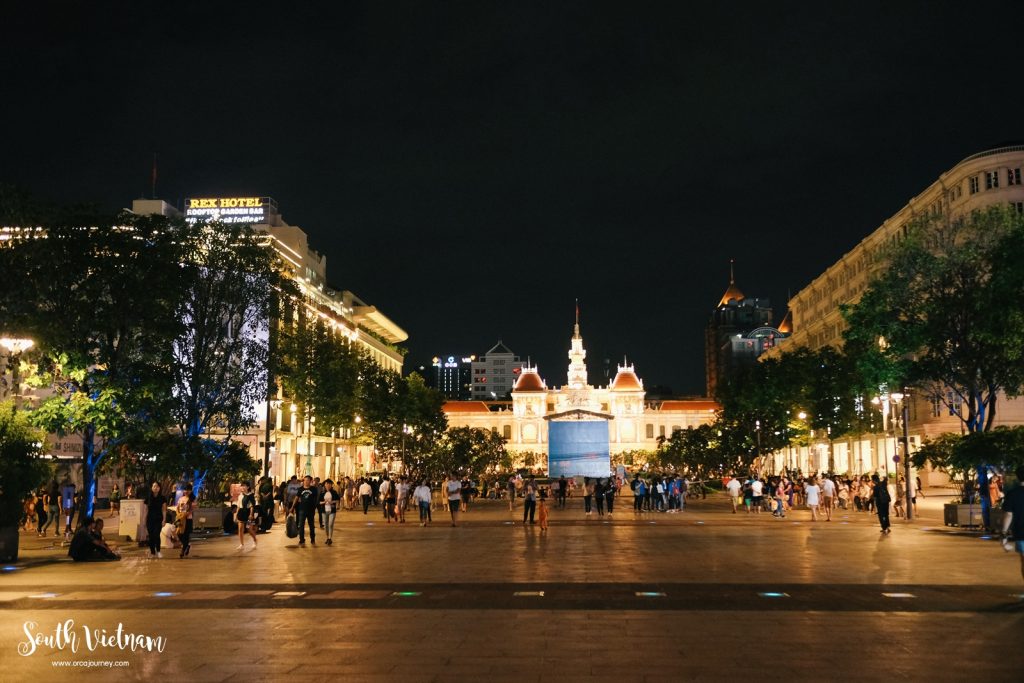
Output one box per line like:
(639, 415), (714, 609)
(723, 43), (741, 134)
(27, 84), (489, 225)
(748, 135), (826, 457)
(522, 475), (538, 524)
(108, 484), (121, 518)
(872, 473), (892, 534)
(321, 479), (338, 545)
(507, 475), (517, 511)
(236, 482), (259, 550)
(604, 478), (615, 516)
(144, 481), (168, 558)
(557, 475), (568, 509)
(177, 488), (195, 558)
(43, 482), (60, 536)
(359, 478), (372, 514)
(414, 480), (432, 526)
(821, 475), (836, 521)
(584, 477), (594, 515)
(289, 475), (318, 546)
(594, 478), (605, 516)
(379, 476), (392, 521)
(804, 476), (821, 522)
(446, 474), (463, 526)
(999, 465), (1024, 583)
(538, 495), (549, 531)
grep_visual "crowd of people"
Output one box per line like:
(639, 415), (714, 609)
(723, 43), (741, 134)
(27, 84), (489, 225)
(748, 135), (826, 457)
(722, 471), (932, 533)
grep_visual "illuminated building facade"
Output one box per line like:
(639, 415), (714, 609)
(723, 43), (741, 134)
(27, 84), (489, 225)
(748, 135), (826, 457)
(132, 197), (407, 482)
(761, 145), (1024, 479)
(444, 315), (718, 469)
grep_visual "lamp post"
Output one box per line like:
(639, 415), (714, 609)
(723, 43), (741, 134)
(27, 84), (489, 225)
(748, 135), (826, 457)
(891, 391), (914, 520)
(755, 419), (762, 476)
(870, 394), (891, 480)
(0, 337), (34, 410)
(306, 413), (315, 477)
(797, 411), (807, 474)
(263, 399), (282, 479)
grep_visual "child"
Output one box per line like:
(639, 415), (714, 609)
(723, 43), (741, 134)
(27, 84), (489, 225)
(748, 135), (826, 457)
(538, 495), (549, 531)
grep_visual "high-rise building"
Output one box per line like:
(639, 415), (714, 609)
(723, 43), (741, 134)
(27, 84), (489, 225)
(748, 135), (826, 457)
(470, 341), (525, 400)
(704, 263), (784, 397)
(429, 354), (475, 400)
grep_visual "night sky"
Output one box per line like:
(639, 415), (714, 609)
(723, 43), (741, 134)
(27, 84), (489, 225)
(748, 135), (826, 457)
(4, 3), (1024, 395)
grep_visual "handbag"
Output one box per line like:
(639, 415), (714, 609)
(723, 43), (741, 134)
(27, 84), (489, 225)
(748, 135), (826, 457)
(285, 513), (298, 538)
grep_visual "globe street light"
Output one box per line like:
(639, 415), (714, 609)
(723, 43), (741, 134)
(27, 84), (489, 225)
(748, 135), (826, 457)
(0, 337), (34, 410)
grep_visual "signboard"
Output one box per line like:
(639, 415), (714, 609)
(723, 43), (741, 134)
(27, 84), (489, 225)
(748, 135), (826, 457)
(185, 197), (273, 224)
(548, 420), (610, 478)
(47, 433), (101, 459)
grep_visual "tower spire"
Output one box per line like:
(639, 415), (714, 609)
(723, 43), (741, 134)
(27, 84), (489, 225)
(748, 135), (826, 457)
(574, 298), (580, 338)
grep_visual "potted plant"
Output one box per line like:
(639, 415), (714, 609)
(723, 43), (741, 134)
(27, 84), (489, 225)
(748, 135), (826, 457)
(0, 401), (51, 561)
(914, 428), (1024, 530)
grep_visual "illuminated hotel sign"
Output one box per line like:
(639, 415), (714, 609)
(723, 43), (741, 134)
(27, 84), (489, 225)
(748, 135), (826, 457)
(185, 197), (275, 224)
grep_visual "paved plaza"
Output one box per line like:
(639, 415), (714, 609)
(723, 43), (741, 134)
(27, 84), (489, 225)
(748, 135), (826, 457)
(1, 491), (1022, 681)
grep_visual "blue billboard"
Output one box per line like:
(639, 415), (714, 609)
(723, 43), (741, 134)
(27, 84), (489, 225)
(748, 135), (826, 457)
(548, 420), (610, 478)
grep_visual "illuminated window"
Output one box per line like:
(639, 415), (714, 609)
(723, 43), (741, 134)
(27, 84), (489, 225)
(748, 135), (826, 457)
(985, 171), (999, 190)
(1009, 168), (1022, 186)
(969, 176), (980, 194)
(503, 425), (511, 439)
(646, 424), (654, 438)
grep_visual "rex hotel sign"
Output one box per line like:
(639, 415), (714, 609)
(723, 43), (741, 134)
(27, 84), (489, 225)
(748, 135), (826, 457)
(185, 197), (269, 224)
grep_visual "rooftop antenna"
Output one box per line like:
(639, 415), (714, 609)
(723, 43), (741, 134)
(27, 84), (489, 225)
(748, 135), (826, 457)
(151, 152), (158, 199)
(729, 259), (735, 284)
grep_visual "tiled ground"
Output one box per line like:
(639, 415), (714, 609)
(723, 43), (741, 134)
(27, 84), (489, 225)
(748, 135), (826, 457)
(2, 491), (1021, 681)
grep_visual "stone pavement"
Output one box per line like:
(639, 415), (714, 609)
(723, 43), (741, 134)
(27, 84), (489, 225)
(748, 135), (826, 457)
(1, 490), (1022, 682)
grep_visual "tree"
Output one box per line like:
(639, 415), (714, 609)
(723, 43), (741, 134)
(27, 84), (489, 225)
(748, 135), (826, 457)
(167, 219), (289, 492)
(0, 401), (51, 530)
(913, 427), (1024, 504)
(278, 315), (362, 473)
(0, 213), (185, 519)
(418, 426), (508, 481)
(658, 423), (730, 480)
(359, 365), (447, 471)
(843, 205), (1024, 520)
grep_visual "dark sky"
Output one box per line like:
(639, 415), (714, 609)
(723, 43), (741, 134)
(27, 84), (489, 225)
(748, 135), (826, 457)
(4, 2), (1023, 395)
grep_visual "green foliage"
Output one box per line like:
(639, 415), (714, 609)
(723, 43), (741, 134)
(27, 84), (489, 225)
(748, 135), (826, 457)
(413, 426), (509, 480)
(657, 423), (729, 478)
(0, 402), (51, 526)
(278, 317), (361, 434)
(843, 205), (1024, 433)
(359, 365), (447, 470)
(913, 427), (1024, 502)
(0, 211), (188, 516)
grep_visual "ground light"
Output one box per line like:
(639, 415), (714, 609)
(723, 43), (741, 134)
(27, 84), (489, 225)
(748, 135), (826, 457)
(758, 592), (789, 598)
(28, 593), (59, 599)
(636, 592), (665, 597)
(392, 591), (421, 597)
(513, 591), (544, 597)
(152, 592), (176, 597)
(882, 593), (915, 598)
(2, 566), (18, 572)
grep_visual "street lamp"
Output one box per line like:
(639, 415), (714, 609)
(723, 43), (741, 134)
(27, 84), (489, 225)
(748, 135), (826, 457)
(890, 391), (914, 520)
(0, 337), (34, 410)
(263, 399), (282, 478)
(754, 419), (762, 475)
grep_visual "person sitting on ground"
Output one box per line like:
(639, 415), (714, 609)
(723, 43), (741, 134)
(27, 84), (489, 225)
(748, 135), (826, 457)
(69, 518), (120, 561)
(161, 511), (181, 550)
